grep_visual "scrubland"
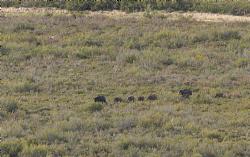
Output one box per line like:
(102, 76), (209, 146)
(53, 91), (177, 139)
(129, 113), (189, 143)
(0, 9), (249, 157)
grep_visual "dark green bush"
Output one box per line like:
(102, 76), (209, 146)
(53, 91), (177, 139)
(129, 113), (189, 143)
(0, 111), (8, 120)
(37, 129), (67, 145)
(120, 0), (144, 12)
(75, 46), (102, 59)
(87, 103), (104, 113)
(172, 0), (193, 11)
(206, 131), (224, 142)
(13, 23), (35, 32)
(192, 34), (209, 43)
(0, 45), (9, 56)
(92, 0), (119, 11)
(75, 52), (89, 59)
(84, 39), (103, 47)
(161, 58), (174, 66)
(15, 82), (40, 93)
(21, 145), (48, 157)
(0, 140), (23, 157)
(65, 0), (94, 11)
(213, 31), (241, 41)
(126, 55), (137, 64)
(1, 101), (19, 113)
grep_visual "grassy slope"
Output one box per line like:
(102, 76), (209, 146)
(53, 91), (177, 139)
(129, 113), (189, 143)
(0, 10), (249, 157)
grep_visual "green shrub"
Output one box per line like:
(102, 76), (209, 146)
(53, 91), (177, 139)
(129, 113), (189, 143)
(126, 55), (137, 64)
(75, 52), (89, 59)
(92, 0), (119, 11)
(143, 5), (154, 18)
(94, 120), (113, 132)
(192, 34), (209, 43)
(21, 145), (48, 157)
(139, 112), (165, 128)
(37, 129), (66, 145)
(198, 143), (220, 157)
(0, 140), (23, 157)
(15, 82), (40, 93)
(192, 94), (214, 105)
(117, 118), (137, 132)
(87, 103), (104, 113)
(75, 46), (102, 59)
(0, 45), (9, 56)
(167, 37), (187, 49)
(1, 121), (25, 138)
(177, 57), (204, 70)
(118, 136), (160, 151)
(84, 39), (103, 47)
(172, 0), (193, 11)
(0, 111), (8, 120)
(120, 0), (144, 12)
(160, 58), (175, 66)
(58, 118), (85, 132)
(13, 23), (35, 32)
(235, 58), (249, 68)
(125, 38), (145, 50)
(2, 101), (19, 113)
(65, 0), (94, 11)
(213, 31), (241, 41)
(206, 131), (224, 142)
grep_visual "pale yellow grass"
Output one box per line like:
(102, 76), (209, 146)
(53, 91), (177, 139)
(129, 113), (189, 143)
(1, 7), (250, 23)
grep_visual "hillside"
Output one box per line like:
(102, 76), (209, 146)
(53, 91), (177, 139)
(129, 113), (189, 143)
(0, 7), (250, 157)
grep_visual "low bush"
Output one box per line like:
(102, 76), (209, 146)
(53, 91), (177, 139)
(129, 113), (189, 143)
(192, 34), (209, 43)
(235, 58), (249, 68)
(139, 112), (165, 128)
(86, 103), (104, 113)
(75, 46), (103, 59)
(0, 45), (9, 56)
(160, 58), (175, 66)
(213, 31), (241, 41)
(21, 145), (48, 157)
(57, 118), (85, 132)
(0, 140), (23, 157)
(125, 55), (137, 64)
(15, 82), (40, 93)
(117, 118), (137, 132)
(13, 23), (35, 32)
(192, 94), (214, 105)
(118, 136), (160, 151)
(37, 128), (67, 145)
(0, 111), (8, 120)
(1, 101), (19, 113)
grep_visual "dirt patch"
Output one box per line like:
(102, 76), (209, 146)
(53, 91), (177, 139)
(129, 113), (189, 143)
(86, 10), (250, 23)
(180, 12), (250, 23)
(0, 7), (69, 15)
(1, 7), (250, 23)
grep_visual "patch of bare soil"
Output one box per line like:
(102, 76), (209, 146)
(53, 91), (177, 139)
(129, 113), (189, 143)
(0, 7), (69, 15)
(180, 12), (250, 22)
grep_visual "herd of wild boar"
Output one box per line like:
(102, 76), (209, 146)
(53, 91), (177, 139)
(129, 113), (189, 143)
(94, 89), (193, 104)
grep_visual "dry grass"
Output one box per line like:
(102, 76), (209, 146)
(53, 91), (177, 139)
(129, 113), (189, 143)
(2, 7), (250, 23)
(0, 7), (249, 157)
(0, 7), (69, 14)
